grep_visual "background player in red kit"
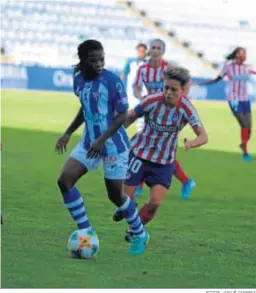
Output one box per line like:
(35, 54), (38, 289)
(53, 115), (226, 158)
(199, 47), (256, 162)
(134, 38), (196, 199)
(113, 66), (208, 241)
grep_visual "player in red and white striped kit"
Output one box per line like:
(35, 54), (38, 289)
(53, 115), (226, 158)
(200, 47), (256, 162)
(133, 39), (196, 199)
(112, 67), (208, 239)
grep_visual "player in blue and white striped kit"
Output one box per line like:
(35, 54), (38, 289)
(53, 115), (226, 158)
(55, 40), (148, 255)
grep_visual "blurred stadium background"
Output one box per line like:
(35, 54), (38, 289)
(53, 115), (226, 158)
(1, 0), (256, 98)
(1, 0), (256, 289)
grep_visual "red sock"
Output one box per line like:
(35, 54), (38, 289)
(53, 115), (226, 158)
(174, 160), (189, 184)
(240, 128), (249, 155)
(139, 204), (157, 225)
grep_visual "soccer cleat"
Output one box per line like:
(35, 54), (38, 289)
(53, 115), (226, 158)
(243, 153), (252, 162)
(239, 144), (253, 162)
(128, 230), (149, 255)
(134, 186), (143, 197)
(112, 209), (124, 222)
(180, 179), (196, 200)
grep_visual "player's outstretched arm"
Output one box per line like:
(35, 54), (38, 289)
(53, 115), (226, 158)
(184, 127), (208, 151)
(198, 75), (222, 86)
(55, 106), (84, 154)
(87, 111), (128, 159)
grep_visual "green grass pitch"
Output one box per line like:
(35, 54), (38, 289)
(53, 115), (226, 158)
(1, 90), (256, 288)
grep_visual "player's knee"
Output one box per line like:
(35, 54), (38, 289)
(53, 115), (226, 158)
(245, 119), (251, 129)
(57, 173), (74, 193)
(238, 116), (248, 128)
(243, 121), (250, 129)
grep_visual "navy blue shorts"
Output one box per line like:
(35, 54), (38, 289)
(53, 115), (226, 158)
(229, 101), (251, 115)
(125, 152), (174, 189)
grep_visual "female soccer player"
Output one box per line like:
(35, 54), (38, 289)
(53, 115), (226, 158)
(55, 40), (148, 255)
(133, 38), (196, 199)
(199, 47), (256, 162)
(121, 43), (148, 108)
(113, 66), (208, 241)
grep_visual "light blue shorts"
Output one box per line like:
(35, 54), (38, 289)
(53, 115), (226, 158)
(70, 142), (129, 180)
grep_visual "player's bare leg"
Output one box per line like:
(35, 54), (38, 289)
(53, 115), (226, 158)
(125, 184), (168, 242)
(58, 157), (88, 193)
(241, 112), (252, 161)
(246, 113), (252, 141)
(139, 185), (168, 225)
(104, 178), (127, 207)
(234, 113), (252, 161)
(134, 118), (145, 197)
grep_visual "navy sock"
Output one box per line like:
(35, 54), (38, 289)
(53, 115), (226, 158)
(62, 187), (91, 230)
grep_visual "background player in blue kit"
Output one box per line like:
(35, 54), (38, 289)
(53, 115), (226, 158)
(120, 43), (148, 95)
(55, 40), (148, 255)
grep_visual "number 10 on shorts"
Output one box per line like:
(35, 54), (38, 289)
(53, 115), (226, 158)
(128, 156), (143, 173)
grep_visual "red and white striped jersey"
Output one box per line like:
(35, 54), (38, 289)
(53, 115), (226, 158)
(131, 93), (202, 165)
(220, 63), (255, 101)
(134, 60), (169, 95)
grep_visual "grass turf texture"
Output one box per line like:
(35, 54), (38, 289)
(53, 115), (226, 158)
(1, 90), (256, 288)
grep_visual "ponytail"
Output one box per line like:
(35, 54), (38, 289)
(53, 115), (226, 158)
(226, 46), (245, 61)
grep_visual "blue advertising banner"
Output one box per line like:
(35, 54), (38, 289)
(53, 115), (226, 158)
(1, 64), (28, 89)
(27, 66), (73, 92)
(1, 64), (256, 102)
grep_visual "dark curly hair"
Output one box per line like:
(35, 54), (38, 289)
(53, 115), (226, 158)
(74, 39), (103, 76)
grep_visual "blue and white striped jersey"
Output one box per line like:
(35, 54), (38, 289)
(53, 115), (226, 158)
(73, 69), (130, 155)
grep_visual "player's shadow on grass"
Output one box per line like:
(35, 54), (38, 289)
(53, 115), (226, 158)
(2, 125), (255, 197)
(2, 125), (255, 207)
(2, 126), (256, 289)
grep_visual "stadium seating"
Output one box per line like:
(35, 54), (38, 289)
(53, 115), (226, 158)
(1, 0), (217, 76)
(3, 0), (255, 76)
(132, 0), (256, 65)
(1, 1), (151, 67)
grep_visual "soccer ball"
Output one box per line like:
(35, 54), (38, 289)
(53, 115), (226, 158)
(67, 229), (99, 259)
